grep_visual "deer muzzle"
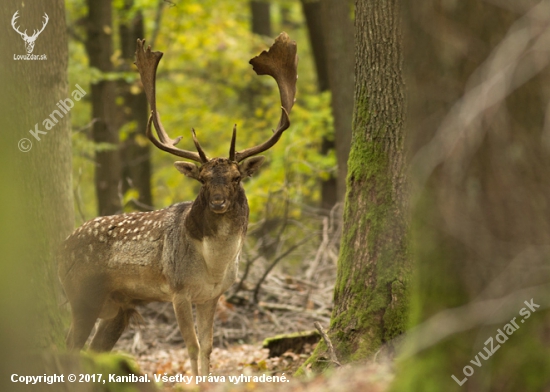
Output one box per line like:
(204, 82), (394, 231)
(209, 194), (227, 213)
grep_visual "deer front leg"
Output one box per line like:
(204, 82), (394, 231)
(196, 296), (220, 376)
(173, 296), (200, 377)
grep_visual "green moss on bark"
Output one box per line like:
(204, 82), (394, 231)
(298, 0), (410, 375)
(298, 133), (410, 374)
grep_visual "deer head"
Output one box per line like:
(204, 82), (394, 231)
(135, 33), (297, 214)
(11, 11), (49, 54)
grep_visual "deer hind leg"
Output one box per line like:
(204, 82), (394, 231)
(66, 297), (104, 350)
(195, 296), (220, 376)
(64, 276), (107, 350)
(89, 308), (134, 352)
(173, 296), (200, 377)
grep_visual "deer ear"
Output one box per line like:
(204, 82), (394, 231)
(240, 156), (265, 178)
(174, 161), (200, 180)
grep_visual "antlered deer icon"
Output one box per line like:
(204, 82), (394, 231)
(11, 11), (49, 54)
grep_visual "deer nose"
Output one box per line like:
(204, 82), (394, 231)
(210, 195), (226, 211)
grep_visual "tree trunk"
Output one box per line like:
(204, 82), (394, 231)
(300, 0), (410, 371)
(250, 1), (271, 36)
(301, 0), (330, 92)
(301, 0), (337, 211)
(119, 3), (153, 210)
(86, 0), (122, 216)
(0, 0), (72, 387)
(320, 0), (354, 203)
(392, 2), (550, 391)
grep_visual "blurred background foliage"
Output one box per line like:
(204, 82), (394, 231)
(67, 0), (334, 231)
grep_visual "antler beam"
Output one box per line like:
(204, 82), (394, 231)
(135, 39), (208, 163)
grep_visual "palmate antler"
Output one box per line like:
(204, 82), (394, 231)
(231, 32), (298, 162)
(135, 32), (297, 164)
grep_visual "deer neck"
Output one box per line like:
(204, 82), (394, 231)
(184, 187), (248, 281)
(185, 187), (248, 240)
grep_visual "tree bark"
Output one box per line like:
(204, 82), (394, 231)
(300, 0), (410, 371)
(86, 0), (122, 216)
(393, 2), (550, 391)
(320, 0), (354, 203)
(119, 3), (153, 209)
(0, 0), (72, 388)
(250, 1), (271, 37)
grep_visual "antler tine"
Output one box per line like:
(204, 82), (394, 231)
(229, 124), (237, 161)
(30, 13), (48, 38)
(135, 39), (204, 163)
(11, 11), (26, 38)
(235, 32), (297, 163)
(34, 13), (49, 37)
(191, 129), (208, 163)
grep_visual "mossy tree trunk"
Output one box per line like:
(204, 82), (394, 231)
(301, 0), (410, 371)
(392, 1), (550, 391)
(0, 0), (72, 388)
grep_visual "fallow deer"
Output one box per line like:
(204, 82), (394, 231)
(59, 33), (297, 376)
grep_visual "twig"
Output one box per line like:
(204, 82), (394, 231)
(73, 118), (98, 135)
(314, 321), (341, 367)
(74, 167), (87, 223)
(372, 347), (382, 363)
(253, 236), (312, 304)
(259, 302), (332, 317)
(306, 216), (329, 281)
(227, 252), (262, 302)
(126, 197), (155, 212)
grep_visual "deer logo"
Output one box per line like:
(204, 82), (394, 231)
(11, 11), (49, 54)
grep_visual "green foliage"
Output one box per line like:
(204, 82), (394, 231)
(67, 0), (334, 227)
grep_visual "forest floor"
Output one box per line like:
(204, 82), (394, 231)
(107, 243), (394, 391)
(115, 284), (393, 392)
(103, 208), (393, 391)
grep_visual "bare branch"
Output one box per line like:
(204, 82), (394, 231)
(314, 321), (341, 367)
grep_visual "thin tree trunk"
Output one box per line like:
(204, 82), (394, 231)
(0, 0), (71, 387)
(321, 0), (354, 203)
(301, 0), (330, 92)
(86, 0), (122, 216)
(300, 0), (410, 371)
(119, 3), (153, 209)
(301, 0), (337, 211)
(250, 1), (271, 36)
